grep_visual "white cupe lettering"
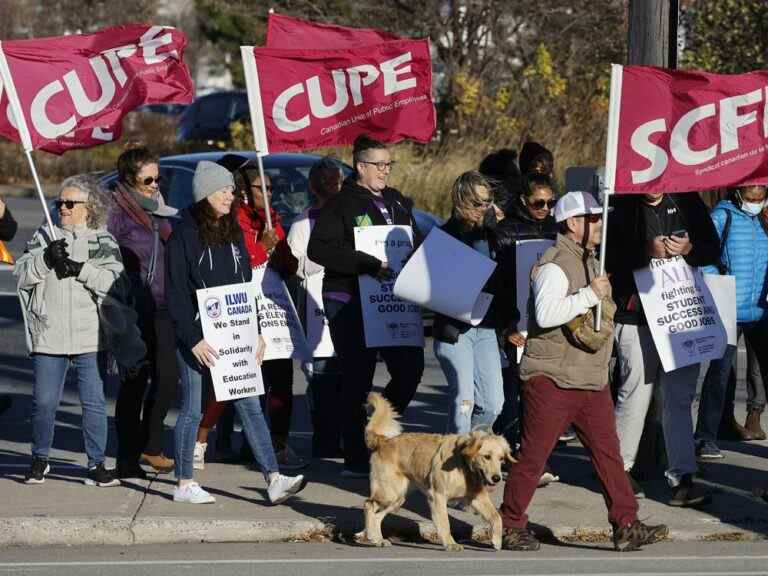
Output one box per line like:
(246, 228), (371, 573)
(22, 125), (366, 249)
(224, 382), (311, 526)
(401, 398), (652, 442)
(271, 51), (417, 134)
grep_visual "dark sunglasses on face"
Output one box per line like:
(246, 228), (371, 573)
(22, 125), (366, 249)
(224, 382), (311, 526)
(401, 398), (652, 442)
(142, 176), (162, 186)
(55, 200), (85, 210)
(582, 213), (602, 223)
(527, 198), (557, 210)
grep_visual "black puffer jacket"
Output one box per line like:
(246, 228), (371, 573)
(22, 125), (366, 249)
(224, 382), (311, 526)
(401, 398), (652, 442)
(492, 201), (558, 332)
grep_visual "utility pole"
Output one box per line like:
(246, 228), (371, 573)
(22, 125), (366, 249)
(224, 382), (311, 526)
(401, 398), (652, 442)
(627, 0), (679, 67)
(625, 0), (679, 482)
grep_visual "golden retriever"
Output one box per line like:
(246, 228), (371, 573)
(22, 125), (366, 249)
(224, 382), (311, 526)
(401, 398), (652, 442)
(355, 393), (515, 551)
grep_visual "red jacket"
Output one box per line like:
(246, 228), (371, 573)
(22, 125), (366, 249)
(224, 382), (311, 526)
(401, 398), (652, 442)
(237, 203), (297, 276)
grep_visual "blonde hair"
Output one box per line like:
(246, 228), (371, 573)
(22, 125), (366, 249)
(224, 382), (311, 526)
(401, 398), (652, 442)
(451, 170), (492, 223)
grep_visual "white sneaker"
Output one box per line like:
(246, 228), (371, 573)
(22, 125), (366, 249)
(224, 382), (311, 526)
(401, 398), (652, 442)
(193, 442), (206, 470)
(173, 482), (216, 504)
(267, 473), (307, 505)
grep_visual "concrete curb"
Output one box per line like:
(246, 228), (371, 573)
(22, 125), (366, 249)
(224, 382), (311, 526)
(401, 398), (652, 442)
(0, 517), (764, 547)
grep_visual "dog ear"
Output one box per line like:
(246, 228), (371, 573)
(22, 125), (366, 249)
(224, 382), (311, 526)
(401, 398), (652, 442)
(458, 430), (484, 458)
(505, 449), (517, 464)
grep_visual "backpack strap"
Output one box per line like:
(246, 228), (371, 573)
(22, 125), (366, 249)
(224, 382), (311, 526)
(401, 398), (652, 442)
(717, 210), (732, 275)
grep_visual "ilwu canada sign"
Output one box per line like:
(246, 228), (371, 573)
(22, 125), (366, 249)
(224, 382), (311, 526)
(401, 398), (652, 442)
(197, 283), (264, 401)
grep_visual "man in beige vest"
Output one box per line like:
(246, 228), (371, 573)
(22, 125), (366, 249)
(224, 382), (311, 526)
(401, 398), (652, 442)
(500, 192), (668, 552)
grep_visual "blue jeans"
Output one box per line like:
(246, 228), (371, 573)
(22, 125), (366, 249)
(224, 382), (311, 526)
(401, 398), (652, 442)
(175, 350), (279, 480)
(31, 352), (109, 468)
(434, 327), (504, 434)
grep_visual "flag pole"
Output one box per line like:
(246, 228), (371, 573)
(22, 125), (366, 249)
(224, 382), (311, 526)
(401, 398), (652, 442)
(596, 64), (623, 331)
(240, 46), (273, 230)
(0, 42), (57, 239)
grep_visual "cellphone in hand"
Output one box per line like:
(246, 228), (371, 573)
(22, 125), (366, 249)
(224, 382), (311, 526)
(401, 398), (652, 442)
(669, 228), (688, 238)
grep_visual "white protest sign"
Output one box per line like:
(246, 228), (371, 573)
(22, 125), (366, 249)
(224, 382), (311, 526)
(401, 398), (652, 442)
(252, 265), (311, 361)
(354, 225), (424, 348)
(196, 282), (264, 401)
(634, 256), (727, 372)
(393, 226), (496, 325)
(703, 274), (737, 346)
(305, 271), (335, 358)
(515, 238), (555, 362)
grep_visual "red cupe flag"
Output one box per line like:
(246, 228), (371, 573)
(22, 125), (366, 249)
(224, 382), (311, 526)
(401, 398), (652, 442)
(266, 12), (400, 49)
(605, 64), (768, 193)
(241, 39), (435, 154)
(0, 24), (194, 154)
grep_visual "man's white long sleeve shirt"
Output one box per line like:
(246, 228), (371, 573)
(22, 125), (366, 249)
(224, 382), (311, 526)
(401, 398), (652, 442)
(532, 263), (600, 329)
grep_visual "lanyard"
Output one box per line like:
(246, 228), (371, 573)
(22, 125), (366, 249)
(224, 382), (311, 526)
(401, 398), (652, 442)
(372, 198), (393, 225)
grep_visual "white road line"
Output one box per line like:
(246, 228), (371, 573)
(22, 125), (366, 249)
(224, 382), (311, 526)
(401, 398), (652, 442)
(0, 556), (767, 568)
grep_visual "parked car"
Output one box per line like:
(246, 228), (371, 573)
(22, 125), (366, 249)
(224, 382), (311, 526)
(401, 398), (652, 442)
(176, 91), (249, 143)
(100, 151), (444, 235)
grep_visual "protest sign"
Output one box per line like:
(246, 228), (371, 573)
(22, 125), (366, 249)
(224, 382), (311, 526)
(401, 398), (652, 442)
(394, 226), (495, 325)
(515, 238), (556, 361)
(305, 271), (335, 358)
(703, 274), (737, 347)
(354, 225), (423, 348)
(196, 282), (263, 401)
(603, 65), (768, 194)
(240, 39), (434, 155)
(634, 256), (727, 372)
(0, 24), (193, 154)
(252, 265), (311, 361)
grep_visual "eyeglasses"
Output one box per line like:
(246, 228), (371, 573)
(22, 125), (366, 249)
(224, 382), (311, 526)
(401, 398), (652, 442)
(55, 200), (86, 210)
(582, 213), (602, 223)
(526, 198), (557, 210)
(142, 176), (162, 186)
(470, 198), (492, 208)
(360, 160), (396, 172)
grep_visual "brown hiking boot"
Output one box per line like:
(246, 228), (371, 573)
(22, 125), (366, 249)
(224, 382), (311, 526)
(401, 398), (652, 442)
(613, 520), (668, 552)
(744, 409), (766, 441)
(140, 453), (174, 473)
(718, 414), (755, 441)
(501, 527), (540, 551)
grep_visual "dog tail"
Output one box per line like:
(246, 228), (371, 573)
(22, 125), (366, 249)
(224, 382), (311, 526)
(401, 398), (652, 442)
(365, 392), (402, 451)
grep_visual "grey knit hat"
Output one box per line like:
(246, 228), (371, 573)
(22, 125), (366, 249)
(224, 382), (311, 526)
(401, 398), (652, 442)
(193, 160), (235, 203)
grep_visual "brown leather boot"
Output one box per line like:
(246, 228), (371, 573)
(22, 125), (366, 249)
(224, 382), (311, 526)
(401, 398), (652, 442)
(744, 408), (767, 441)
(719, 414), (755, 441)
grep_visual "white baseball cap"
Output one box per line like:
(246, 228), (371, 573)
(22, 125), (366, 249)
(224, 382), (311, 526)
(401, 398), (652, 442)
(553, 191), (608, 223)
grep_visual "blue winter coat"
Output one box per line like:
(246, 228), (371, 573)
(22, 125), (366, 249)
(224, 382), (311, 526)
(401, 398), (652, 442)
(702, 200), (768, 323)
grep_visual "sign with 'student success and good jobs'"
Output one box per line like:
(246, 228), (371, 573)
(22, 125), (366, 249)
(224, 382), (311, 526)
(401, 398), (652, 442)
(633, 256), (727, 372)
(196, 282), (264, 402)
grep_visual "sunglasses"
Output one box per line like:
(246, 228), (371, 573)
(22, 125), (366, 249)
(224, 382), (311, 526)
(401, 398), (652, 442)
(527, 198), (557, 210)
(55, 200), (86, 210)
(582, 213), (602, 223)
(142, 176), (162, 186)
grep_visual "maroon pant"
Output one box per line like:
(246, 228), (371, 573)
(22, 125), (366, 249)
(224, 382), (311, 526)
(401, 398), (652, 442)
(500, 375), (638, 530)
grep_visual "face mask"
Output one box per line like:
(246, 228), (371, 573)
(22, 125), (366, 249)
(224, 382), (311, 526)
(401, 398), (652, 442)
(742, 201), (764, 216)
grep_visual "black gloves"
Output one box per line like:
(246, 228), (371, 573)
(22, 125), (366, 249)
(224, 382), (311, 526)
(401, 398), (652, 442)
(43, 239), (68, 269)
(54, 258), (83, 280)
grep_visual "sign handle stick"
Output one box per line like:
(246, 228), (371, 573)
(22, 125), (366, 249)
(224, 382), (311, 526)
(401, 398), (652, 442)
(255, 153), (273, 230)
(25, 150), (57, 239)
(595, 63), (623, 332)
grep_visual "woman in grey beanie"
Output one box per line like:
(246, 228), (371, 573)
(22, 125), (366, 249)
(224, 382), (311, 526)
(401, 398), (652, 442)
(165, 160), (307, 505)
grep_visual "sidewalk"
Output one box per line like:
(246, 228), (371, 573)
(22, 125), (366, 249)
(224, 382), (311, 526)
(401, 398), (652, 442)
(0, 342), (767, 547)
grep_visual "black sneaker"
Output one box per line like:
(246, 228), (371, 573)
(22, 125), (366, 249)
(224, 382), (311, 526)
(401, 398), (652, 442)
(116, 462), (148, 480)
(613, 520), (668, 551)
(84, 463), (121, 487)
(628, 472), (645, 499)
(24, 457), (50, 484)
(501, 527), (540, 551)
(669, 474), (712, 507)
